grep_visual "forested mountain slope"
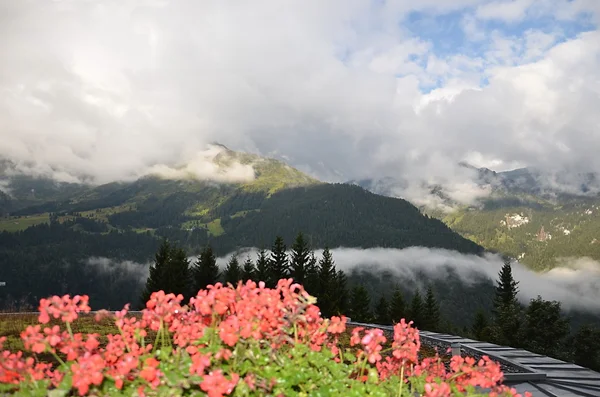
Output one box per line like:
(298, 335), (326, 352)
(0, 149), (483, 309)
(355, 166), (600, 270)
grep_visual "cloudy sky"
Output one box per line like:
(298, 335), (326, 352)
(1, 0), (599, 192)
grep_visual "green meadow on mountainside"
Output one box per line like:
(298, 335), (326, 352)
(0, 147), (483, 310)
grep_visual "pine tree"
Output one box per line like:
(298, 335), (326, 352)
(290, 232), (310, 286)
(141, 240), (191, 306)
(166, 245), (192, 299)
(492, 257), (523, 347)
(254, 248), (270, 284)
(223, 254), (242, 286)
(332, 270), (349, 316)
(375, 295), (391, 325)
(316, 247), (337, 316)
(493, 257), (520, 314)
(409, 289), (424, 328)
(471, 309), (489, 340)
(268, 236), (289, 287)
(304, 251), (319, 295)
(423, 285), (441, 331)
(241, 256), (256, 282)
(349, 285), (373, 323)
(192, 245), (220, 293)
(389, 286), (406, 324)
(141, 240), (172, 306)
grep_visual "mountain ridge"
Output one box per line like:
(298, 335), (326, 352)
(353, 166), (600, 270)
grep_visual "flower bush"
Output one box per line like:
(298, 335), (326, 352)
(0, 279), (532, 396)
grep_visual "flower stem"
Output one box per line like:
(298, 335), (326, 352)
(397, 364), (404, 397)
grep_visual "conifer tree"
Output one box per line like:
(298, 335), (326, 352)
(349, 285), (373, 323)
(223, 254), (242, 286)
(192, 245), (220, 293)
(241, 256), (256, 282)
(423, 285), (441, 331)
(141, 240), (171, 305)
(389, 286), (406, 324)
(268, 236), (289, 287)
(409, 289), (424, 328)
(471, 309), (489, 340)
(254, 248), (270, 284)
(166, 245), (192, 299)
(491, 257), (523, 346)
(316, 247), (336, 316)
(493, 258), (520, 314)
(375, 295), (391, 325)
(141, 240), (191, 306)
(290, 232), (311, 286)
(333, 269), (349, 315)
(304, 251), (319, 295)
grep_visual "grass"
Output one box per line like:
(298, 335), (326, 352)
(0, 205), (131, 233)
(206, 218), (225, 236)
(230, 210), (260, 219)
(0, 214), (50, 232)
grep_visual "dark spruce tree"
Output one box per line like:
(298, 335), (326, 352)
(316, 247), (337, 317)
(423, 285), (441, 331)
(389, 286), (406, 324)
(333, 269), (349, 316)
(268, 236), (289, 288)
(409, 289), (424, 329)
(290, 232), (311, 286)
(349, 285), (373, 323)
(471, 309), (489, 340)
(192, 245), (220, 293)
(241, 256), (256, 282)
(223, 254), (242, 286)
(491, 258), (523, 347)
(304, 251), (319, 296)
(254, 248), (270, 285)
(141, 240), (191, 306)
(375, 295), (391, 325)
(493, 258), (520, 313)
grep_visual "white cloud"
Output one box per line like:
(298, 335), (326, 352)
(0, 0), (598, 205)
(217, 246), (600, 312)
(475, 0), (537, 22)
(145, 145), (256, 183)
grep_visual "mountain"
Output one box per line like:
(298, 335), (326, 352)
(355, 167), (600, 271)
(0, 147), (484, 309)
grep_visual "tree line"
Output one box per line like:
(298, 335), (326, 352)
(468, 258), (600, 372)
(142, 235), (600, 372)
(141, 232), (447, 326)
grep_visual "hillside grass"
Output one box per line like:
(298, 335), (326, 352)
(206, 218), (225, 236)
(0, 213), (50, 231)
(0, 205), (132, 232)
(434, 199), (600, 270)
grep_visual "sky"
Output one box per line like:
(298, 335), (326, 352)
(1, 0), (600, 202)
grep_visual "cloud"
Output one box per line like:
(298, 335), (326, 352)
(145, 145), (256, 183)
(215, 246), (600, 313)
(475, 0), (537, 22)
(85, 257), (150, 283)
(0, 180), (10, 195)
(0, 0), (599, 205)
